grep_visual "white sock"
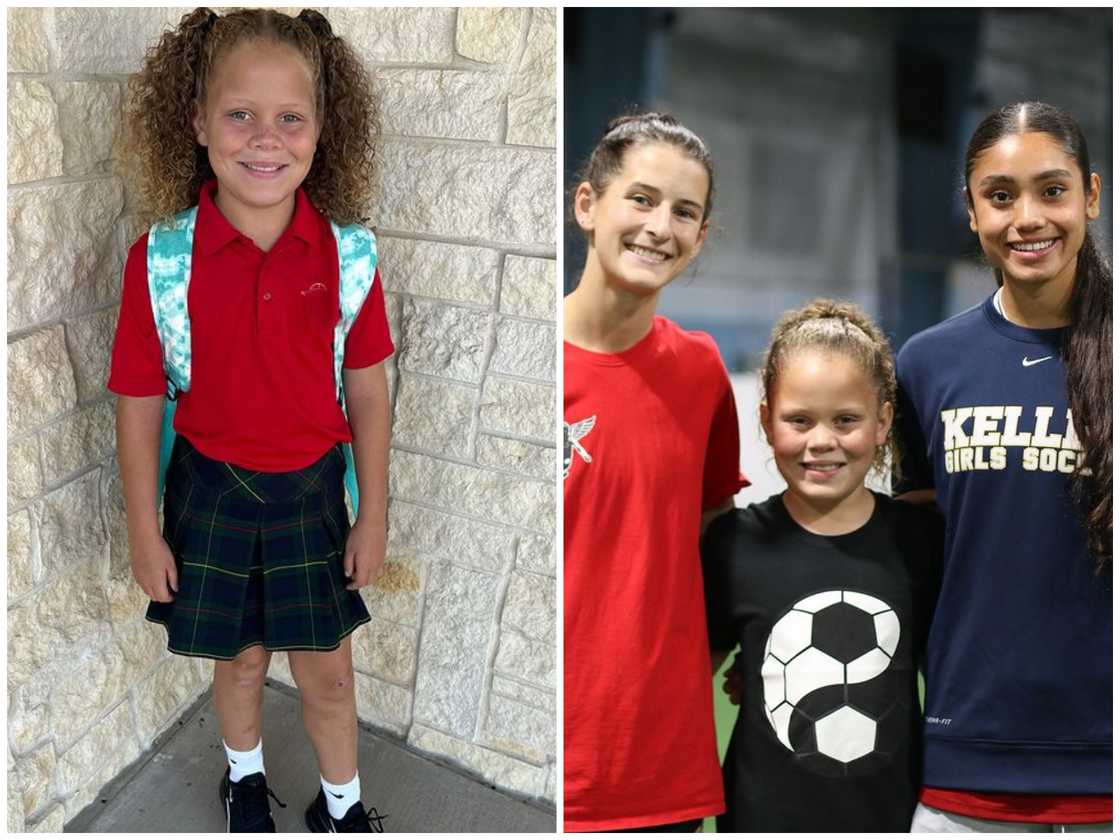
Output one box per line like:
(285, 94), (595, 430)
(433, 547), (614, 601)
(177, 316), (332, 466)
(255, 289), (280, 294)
(321, 772), (361, 820)
(224, 739), (265, 783)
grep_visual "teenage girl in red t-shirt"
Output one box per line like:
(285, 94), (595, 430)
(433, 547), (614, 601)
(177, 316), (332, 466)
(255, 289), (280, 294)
(564, 113), (747, 831)
(110, 9), (390, 832)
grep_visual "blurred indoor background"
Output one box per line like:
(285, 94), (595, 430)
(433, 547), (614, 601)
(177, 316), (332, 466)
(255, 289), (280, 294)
(564, 7), (1112, 368)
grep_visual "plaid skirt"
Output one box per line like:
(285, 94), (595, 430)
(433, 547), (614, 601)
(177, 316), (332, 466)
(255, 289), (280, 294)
(146, 436), (371, 660)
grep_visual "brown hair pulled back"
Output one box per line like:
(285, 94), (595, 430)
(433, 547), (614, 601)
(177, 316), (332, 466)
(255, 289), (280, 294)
(964, 101), (1111, 570)
(120, 7), (378, 227)
(576, 112), (716, 221)
(761, 299), (899, 481)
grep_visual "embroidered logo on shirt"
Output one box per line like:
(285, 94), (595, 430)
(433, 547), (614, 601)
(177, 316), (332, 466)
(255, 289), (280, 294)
(563, 416), (596, 480)
(301, 281), (328, 296)
(1021, 355), (1053, 367)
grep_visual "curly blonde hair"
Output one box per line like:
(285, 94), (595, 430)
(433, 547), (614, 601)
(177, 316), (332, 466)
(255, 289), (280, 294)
(761, 299), (899, 481)
(119, 7), (378, 228)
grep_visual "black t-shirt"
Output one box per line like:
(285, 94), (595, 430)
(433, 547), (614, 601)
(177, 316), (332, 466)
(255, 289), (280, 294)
(702, 492), (943, 832)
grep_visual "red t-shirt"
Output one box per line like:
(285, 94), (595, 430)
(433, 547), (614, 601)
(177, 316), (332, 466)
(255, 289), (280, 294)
(108, 180), (394, 471)
(921, 787), (1113, 825)
(563, 316), (748, 831)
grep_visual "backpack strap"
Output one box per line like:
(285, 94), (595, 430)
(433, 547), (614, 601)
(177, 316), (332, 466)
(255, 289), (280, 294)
(145, 211), (377, 515)
(147, 206), (198, 397)
(330, 222), (378, 515)
(330, 221), (378, 403)
(146, 206), (197, 503)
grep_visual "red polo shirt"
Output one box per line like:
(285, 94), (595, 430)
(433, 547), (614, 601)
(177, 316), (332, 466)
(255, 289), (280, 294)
(109, 180), (394, 472)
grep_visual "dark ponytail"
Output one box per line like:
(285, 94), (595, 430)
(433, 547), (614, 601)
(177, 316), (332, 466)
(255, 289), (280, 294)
(964, 102), (1112, 571)
(1063, 230), (1112, 568)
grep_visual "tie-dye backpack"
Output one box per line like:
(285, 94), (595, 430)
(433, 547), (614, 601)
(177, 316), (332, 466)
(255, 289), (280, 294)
(146, 206), (377, 513)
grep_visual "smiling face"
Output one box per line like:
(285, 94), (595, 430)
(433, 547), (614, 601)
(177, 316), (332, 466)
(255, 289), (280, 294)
(575, 141), (710, 298)
(967, 131), (1100, 293)
(193, 39), (320, 228)
(761, 349), (891, 516)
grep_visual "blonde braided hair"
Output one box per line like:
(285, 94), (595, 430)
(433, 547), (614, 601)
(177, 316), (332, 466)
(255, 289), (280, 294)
(761, 298), (899, 481)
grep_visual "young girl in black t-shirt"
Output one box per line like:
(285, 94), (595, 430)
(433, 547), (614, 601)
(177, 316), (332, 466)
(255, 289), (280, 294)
(702, 299), (942, 832)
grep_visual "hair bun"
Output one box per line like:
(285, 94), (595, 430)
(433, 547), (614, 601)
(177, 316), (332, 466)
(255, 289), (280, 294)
(297, 9), (334, 39)
(180, 7), (218, 34)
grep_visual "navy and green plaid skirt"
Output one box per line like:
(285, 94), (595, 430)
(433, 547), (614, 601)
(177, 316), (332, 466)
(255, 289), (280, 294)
(146, 436), (371, 660)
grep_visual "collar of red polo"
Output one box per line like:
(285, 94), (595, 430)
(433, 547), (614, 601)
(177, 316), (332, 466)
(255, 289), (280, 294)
(194, 178), (322, 256)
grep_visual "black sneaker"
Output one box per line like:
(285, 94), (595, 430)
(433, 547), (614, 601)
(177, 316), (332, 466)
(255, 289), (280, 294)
(305, 789), (387, 833)
(218, 768), (286, 832)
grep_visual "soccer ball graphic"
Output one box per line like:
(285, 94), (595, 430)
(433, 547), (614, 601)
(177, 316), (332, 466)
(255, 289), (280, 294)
(761, 590), (903, 776)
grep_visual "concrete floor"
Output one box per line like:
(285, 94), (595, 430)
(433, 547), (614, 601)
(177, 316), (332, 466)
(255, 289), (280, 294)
(66, 681), (555, 833)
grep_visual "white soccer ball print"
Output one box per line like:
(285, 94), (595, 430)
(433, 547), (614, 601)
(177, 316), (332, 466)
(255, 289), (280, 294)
(761, 590), (901, 768)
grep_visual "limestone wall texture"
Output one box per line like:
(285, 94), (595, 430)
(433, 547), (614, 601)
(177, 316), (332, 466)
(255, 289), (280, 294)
(7, 7), (556, 831)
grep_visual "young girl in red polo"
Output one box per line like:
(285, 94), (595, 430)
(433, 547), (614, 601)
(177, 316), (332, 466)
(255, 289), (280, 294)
(897, 102), (1111, 831)
(110, 9), (391, 832)
(563, 113), (748, 832)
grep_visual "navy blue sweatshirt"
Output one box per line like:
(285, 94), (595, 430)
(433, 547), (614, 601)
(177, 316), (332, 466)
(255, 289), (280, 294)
(895, 295), (1111, 795)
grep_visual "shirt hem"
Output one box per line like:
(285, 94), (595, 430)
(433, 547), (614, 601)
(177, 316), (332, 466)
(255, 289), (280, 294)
(343, 344), (395, 370)
(921, 788), (1113, 824)
(564, 799), (724, 833)
(924, 738), (1111, 796)
(186, 437), (343, 473)
(108, 380), (167, 398)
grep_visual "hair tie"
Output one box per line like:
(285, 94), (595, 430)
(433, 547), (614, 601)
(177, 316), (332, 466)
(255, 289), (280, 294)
(191, 7), (218, 35)
(297, 9), (334, 40)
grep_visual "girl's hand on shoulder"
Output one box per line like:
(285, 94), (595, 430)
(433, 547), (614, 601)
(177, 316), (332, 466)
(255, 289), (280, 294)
(344, 516), (386, 590)
(721, 651), (744, 706)
(131, 532), (178, 603)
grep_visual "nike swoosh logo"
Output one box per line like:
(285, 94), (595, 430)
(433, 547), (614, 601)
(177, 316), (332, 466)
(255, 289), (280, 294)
(1022, 355), (1053, 367)
(330, 792), (345, 799)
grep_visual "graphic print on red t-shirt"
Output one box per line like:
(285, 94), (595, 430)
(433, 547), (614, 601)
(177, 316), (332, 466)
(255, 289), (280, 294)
(563, 416), (597, 480)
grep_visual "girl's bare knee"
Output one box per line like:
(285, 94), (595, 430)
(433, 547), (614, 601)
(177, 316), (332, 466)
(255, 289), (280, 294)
(298, 663), (354, 705)
(221, 646), (269, 689)
(319, 667), (355, 703)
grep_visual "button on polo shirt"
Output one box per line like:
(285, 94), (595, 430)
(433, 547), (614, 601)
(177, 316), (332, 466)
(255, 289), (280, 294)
(109, 180), (394, 472)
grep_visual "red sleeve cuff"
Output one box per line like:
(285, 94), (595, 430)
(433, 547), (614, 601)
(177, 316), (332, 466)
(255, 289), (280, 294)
(107, 376), (167, 398)
(342, 341), (394, 370)
(703, 473), (750, 510)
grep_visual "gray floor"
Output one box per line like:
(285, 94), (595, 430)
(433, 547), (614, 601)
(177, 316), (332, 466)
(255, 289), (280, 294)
(67, 681), (555, 833)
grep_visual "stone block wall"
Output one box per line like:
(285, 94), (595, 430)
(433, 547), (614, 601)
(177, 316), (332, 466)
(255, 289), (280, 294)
(7, 7), (556, 831)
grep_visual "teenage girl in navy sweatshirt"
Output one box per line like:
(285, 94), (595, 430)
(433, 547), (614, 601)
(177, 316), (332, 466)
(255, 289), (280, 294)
(896, 101), (1111, 832)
